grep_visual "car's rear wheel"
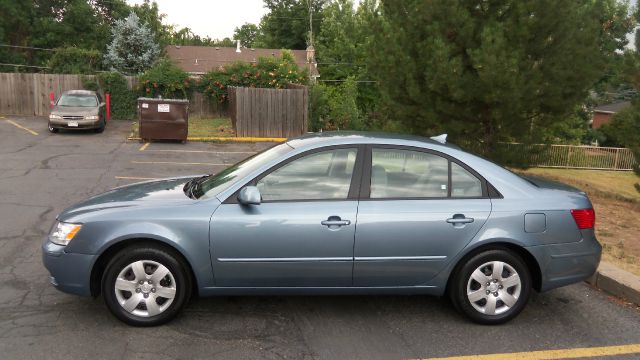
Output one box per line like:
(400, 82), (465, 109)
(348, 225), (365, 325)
(48, 123), (58, 133)
(449, 249), (531, 325)
(101, 245), (191, 326)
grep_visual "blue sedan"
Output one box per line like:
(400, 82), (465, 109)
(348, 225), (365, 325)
(42, 132), (601, 326)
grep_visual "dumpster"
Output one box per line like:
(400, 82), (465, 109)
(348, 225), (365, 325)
(138, 98), (189, 142)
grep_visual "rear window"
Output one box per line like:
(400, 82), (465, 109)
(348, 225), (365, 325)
(57, 94), (98, 107)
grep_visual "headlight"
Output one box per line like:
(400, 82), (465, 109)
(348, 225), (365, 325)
(49, 114), (62, 120)
(85, 115), (99, 120)
(49, 221), (82, 246)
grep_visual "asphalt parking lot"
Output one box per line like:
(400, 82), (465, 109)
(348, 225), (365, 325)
(1, 115), (640, 360)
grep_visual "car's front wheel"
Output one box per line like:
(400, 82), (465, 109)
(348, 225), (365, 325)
(449, 249), (531, 325)
(101, 245), (191, 326)
(48, 123), (58, 133)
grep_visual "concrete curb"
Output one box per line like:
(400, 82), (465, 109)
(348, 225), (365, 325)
(586, 261), (640, 306)
(127, 136), (286, 143)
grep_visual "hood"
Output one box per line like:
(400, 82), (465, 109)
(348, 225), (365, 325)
(51, 106), (98, 116)
(58, 176), (196, 220)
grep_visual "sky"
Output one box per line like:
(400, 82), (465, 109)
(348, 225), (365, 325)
(126, 0), (268, 40)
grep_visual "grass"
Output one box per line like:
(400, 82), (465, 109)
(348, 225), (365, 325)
(130, 117), (235, 138)
(519, 167), (640, 276)
(519, 168), (640, 203)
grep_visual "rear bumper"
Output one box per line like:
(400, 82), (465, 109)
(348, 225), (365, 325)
(42, 239), (96, 297)
(526, 230), (602, 292)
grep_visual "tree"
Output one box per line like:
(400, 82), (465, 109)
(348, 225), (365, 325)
(367, 0), (633, 156)
(131, 0), (172, 47)
(257, 0), (325, 49)
(234, 23), (260, 48)
(104, 13), (160, 75)
(48, 47), (101, 74)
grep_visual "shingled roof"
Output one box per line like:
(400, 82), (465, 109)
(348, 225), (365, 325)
(593, 101), (631, 114)
(165, 45), (319, 78)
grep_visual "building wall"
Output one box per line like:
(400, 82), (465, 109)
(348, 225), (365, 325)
(592, 112), (613, 129)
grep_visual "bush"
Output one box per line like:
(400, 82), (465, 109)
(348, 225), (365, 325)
(199, 51), (308, 104)
(139, 58), (193, 99)
(599, 105), (640, 148)
(48, 47), (101, 74)
(309, 78), (364, 131)
(96, 72), (136, 120)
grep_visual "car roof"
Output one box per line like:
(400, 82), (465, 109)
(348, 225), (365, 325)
(62, 90), (97, 96)
(286, 131), (459, 150)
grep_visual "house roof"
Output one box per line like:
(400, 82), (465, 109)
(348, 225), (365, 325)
(164, 45), (319, 77)
(593, 101), (631, 114)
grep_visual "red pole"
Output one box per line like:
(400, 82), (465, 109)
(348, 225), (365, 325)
(49, 92), (55, 109)
(106, 93), (111, 121)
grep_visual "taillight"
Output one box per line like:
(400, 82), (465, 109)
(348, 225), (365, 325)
(571, 208), (595, 229)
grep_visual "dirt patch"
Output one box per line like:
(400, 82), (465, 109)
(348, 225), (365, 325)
(592, 196), (640, 276)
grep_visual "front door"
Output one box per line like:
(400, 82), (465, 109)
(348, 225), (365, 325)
(353, 146), (492, 286)
(210, 146), (362, 287)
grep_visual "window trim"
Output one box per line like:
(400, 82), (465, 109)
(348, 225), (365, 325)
(360, 145), (493, 200)
(223, 145), (365, 204)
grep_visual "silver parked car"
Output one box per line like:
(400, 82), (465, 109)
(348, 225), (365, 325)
(42, 132), (601, 326)
(48, 90), (106, 133)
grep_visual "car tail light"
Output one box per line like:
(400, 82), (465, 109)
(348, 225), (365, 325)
(571, 209), (595, 229)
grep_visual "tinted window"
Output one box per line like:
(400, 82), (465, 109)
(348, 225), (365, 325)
(257, 148), (357, 201)
(370, 149), (448, 198)
(451, 162), (482, 197)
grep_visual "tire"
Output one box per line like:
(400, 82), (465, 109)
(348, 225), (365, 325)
(101, 245), (192, 326)
(449, 249), (531, 325)
(48, 123), (58, 133)
(95, 120), (105, 133)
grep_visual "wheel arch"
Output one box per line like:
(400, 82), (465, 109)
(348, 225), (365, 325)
(445, 241), (543, 295)
(89, 237), (199, 298)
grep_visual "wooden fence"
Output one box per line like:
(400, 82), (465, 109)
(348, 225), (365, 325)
(228, 86), (308, 138)
(501, 143), (637, 171)
(0, 72), (224, 119)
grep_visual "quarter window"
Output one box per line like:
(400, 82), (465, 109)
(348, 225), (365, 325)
(257, 148), (357, 201)
(451, 162), (482, 197)
(370, 149), (449, 198)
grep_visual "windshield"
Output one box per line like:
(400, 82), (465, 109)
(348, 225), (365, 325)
(198, 142), (293, 199)
(57, 94), (98, 107)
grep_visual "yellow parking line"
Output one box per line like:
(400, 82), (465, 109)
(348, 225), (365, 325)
(139, 142), (150, 151)
(114, 176), (159, 180)
(147, 149), (256, 154)
(131, 161), (226, 166)
(4, 119), (38, 135)
(419, 343), (640, 360)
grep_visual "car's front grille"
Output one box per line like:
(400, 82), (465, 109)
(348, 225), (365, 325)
(62, 115), (83, 120)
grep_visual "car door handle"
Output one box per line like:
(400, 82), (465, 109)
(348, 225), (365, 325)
(321, 216), (351, 227)
(321, 220), (351, 226)
(446, 216), (474, 224)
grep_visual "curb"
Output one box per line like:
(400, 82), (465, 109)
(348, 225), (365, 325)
(586, 261), (640, 306)
(127, 136), (286, 143)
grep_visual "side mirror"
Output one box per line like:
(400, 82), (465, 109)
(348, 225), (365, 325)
(238, 186), (261, 205)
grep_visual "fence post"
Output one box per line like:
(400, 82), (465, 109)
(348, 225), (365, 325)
(566, 146), (572, 168)
(614, 149), (620, 170)
(106, 93), (110, 121)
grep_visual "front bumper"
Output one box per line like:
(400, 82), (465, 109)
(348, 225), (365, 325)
(49, 118), (101, 129)
(527, 229), (602, 292)
(42, 238), (96, 296)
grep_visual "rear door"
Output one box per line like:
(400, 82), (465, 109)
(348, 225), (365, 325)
(353, 146), (492, 286)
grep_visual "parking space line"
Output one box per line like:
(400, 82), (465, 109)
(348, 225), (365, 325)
(115, 176), (159, 180)
(139, 142), (150, 151)
(419, 343), (640, 360)
(131, 161), (227, 166)
(4, 119), (39, 135)
(146, 149), (256, 154)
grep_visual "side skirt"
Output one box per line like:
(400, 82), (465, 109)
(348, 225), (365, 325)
(199, 285), (442, 297)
